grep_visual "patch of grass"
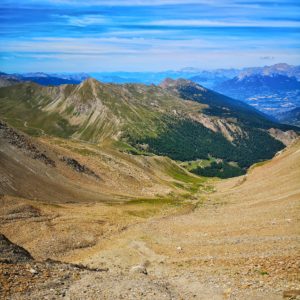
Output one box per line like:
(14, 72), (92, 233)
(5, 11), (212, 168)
(19, 126), (42, 136)
(201, 184), (216, 193)
(113, 140), (153, 156)
(172, 182), (185, 189)
(0, 97), (78, 138)
(65, 146), (98, 156)
(125, 208), (159, 218)
(113, 140), (136, 151)
(260, 271), (269, 276)
(181, 158), (215, 171)
(255, 269), (269, 276)
(249, 160), (270, 171)
(166, 164), (205, 184)
(164, 163), (209, 195)
(125, 197), (180, 206)
(39, 202), (64, 209)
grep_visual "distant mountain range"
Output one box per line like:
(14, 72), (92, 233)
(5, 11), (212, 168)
(0, 72), (90, 87)
(1, 63), (299, 126)
(276, 107), (300, 127)
(213, 74), (300, 121)
(237, 63), (300, 80)
(2, 63), (299, 86)
(202, 64), (300, 125)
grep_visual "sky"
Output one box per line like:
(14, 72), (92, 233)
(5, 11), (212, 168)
(0, 0), (299, 72)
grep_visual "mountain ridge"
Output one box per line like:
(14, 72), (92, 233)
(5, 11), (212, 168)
(213, 73), (300, 122)
(0, 77), (298, 177)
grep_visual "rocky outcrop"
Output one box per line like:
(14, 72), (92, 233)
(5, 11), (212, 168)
(0, 121), (55, 166)
(60, 156), (100, 179)
(268, 128), (298, 146)
(190, 113), (246, 142)
(0, 234), (33, 263)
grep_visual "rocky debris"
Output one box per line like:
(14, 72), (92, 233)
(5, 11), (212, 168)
(0, 234), (33, 263)
(129, 264), (148, 275)
(60, 156), (99, 179)
(0, 261), (94, 299)
(0, 234), (176, 299)
(283, 290), (300, 298)
(44, 258), (109, 273)
(0, 235), (109, 299)
(3, 204), (41, 220)
(0, 202), (56, 225)
(0, 120), (55, 167)
(66, 273), (177, 300)
(268, 128), (298, 146)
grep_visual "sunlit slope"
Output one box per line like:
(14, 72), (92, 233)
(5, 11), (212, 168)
(0, 121), (205, 203)
(0, 78), (297, 172)
(214, 138), (300, 203)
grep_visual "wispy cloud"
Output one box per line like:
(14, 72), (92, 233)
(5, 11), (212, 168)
(1, 35), (297, 56)
(146, 19), (300, 28)
(260, 56), (275, 60)
(0, 0), (299, 71)
(55, 14), (109, 27)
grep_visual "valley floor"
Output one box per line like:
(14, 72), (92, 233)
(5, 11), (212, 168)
(1, 140), (300, 299)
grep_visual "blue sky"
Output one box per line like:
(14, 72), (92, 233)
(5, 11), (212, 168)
(0, 0), (299, 72)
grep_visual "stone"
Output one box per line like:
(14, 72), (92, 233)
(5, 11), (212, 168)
(29, 268), (38, 275)
(130, 265), (148, 275)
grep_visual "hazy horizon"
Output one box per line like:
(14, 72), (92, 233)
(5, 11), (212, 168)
(2, 62), (299, 75)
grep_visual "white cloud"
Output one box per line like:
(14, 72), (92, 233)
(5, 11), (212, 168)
(55, 14), (109, 27)
(1, 35), (298, 60)
(0, 37), (215, 55)
(146, 19), (300, 28)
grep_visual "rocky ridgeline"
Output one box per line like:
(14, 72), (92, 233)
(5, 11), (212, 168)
(0, 120), (55, 167)
(60, 156), (100, 179)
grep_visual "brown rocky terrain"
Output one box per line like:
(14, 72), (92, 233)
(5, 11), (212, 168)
(0, 134), (299, 299)
(0, 234), (33, 263)
(1, 120), (199, 203)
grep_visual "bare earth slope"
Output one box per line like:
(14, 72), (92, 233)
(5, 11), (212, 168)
(69, 139), (299, 299)
(1, 120), (202, 203)
(1, 139), (299, 299)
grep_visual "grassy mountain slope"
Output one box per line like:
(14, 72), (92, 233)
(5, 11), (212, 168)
(0, 120), (205, 202)
(0, 78), (297, 177)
